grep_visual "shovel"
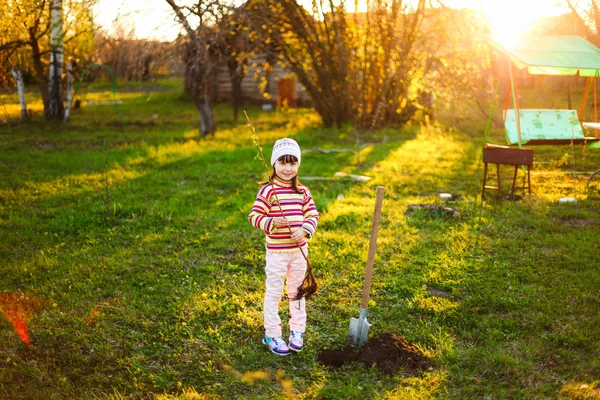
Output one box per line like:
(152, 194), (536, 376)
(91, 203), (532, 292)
(349, 186), (385, 346)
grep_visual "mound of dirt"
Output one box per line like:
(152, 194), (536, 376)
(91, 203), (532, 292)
(317, 333), (433, 375)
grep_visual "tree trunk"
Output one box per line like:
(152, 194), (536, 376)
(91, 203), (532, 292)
(142, 55), (152, 81)
(47, 0), (64, 120)
(196, 97), (214, 136)
(193, 70), (216, 136)
(28, 28), (50, 112)
(11, 68), (28, 121)
(228, 57), (244, 123)
(231, 76), (242, 122)
(187, 64), (216, 136)
(166, 0), (216, 136)
(64, 61), (73, 122)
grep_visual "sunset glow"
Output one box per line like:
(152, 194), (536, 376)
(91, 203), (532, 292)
(93, 0), (576, 43)
(477, 0), (572, 49)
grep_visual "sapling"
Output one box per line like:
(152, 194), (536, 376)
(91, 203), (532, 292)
(245, 111), (318, 300)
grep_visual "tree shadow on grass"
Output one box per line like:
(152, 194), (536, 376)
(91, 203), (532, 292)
(302, 122), (596, 397)
(0, 95), (257, 189)
(9, 118), (593, 398)
(0, 118), (414, 398)
(301, 124), (481, 398)
(316, 124), (600, 398)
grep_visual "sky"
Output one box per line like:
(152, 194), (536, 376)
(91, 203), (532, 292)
(93, 0), (578, 42)
(93, 0), (185, 41)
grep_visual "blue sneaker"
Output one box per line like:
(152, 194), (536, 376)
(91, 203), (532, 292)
(263, 335), (290, 356)
(288, 331), (304, 352)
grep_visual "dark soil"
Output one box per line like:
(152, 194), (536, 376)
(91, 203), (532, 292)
(317, 333), (433, 375)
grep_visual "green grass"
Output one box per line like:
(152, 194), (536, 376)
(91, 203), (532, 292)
(1, 80), (600, 399)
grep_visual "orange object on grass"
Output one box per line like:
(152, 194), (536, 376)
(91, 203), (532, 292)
(0, 293), (49, 345)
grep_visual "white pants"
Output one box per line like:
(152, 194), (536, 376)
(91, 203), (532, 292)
(263, 250), (307, 337)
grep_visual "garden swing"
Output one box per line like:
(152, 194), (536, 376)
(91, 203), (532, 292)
(496, 35), (600, 147)
(482, 35), (600, 198)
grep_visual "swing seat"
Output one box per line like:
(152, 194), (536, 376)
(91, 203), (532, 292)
(581, 122), (600, 148)
(504, 109), (600, 145)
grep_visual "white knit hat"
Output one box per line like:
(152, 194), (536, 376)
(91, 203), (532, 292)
(270, 138), (301, 166)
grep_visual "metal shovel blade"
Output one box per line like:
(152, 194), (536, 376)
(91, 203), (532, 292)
(348, 187), (384, 347)
(348, 308), (371, 346)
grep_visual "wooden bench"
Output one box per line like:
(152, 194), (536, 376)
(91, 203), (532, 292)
(482, 144), (533, 199)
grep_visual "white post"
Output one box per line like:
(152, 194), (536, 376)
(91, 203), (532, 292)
(11, 67), (28, 120)
(64, 61), (73, 122)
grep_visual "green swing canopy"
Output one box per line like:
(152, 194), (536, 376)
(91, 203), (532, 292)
(494, 35), (600, 77)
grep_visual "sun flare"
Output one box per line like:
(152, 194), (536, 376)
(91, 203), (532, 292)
(482, 2), (538, 49)
(477, 0), (574, 49)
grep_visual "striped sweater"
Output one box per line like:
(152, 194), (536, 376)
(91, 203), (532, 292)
(248, 176), (319, 252)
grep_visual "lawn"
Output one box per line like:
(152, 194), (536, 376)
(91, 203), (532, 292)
(1, 81), (599, 399)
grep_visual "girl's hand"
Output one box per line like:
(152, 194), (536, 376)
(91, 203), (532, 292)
(272, 217), (289, 228)
(290, 229), (305, 243)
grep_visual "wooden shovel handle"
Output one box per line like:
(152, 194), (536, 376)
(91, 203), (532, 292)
(361, 186), (385, 309)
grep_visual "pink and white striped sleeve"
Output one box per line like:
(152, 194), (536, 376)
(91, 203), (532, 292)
(248, 185), (274, 234)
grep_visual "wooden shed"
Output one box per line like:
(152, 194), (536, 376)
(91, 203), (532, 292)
(213, 53), (312, 107)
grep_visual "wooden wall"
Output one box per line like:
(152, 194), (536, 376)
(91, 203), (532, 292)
(214, 54), (312, 106)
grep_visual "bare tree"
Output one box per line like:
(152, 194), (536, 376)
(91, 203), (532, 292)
(418, 4), (502, 124)
(248, 0), (428, 129)
(566, 0), (600, 46)
(248, 0), (352, 128)
(352, 0), (427, 128)
(166, 0), (236, 136)
(94, 27), (181, 82)
(220, 10), (250, 122)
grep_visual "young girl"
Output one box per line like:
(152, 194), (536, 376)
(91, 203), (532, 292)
(248, 138), (319, 356)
